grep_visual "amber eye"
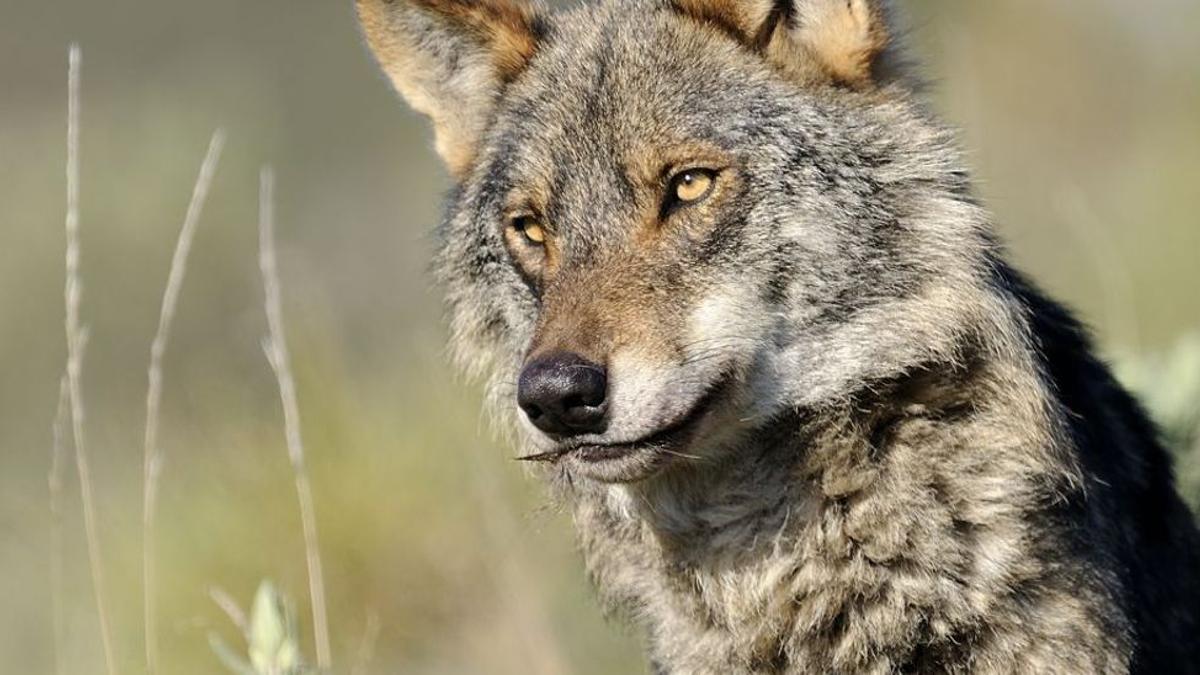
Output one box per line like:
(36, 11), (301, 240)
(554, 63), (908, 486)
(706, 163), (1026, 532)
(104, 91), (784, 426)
(670, 169), (716, 206)
(509, 215), (546, 245)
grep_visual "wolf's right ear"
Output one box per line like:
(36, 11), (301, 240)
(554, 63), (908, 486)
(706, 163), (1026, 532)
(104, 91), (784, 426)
(356, 0), (544, 176)
(674, 0), (901, 88)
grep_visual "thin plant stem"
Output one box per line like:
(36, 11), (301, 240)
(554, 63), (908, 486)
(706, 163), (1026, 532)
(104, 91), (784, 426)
(142, 129), (226, 675)
(208, 586), (249, 639)
(258, 167), (332, 671)
(350, 611), (381, 675)
(64, 43), (118, 675)
(49, 375), (70, 675)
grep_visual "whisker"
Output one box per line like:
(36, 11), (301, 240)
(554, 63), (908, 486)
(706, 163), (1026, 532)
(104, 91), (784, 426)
(679, 352), (737, 369)
(674, 335), (760, 349)
(656, 448), (706, 461)
(515, 451), (564, 463)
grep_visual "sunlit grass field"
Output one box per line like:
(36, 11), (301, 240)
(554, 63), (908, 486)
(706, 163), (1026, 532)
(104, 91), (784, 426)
(1, 1), (1197, 673)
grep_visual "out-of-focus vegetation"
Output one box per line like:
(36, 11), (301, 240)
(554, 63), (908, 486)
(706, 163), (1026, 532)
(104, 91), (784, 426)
(1117, 336), (1200, 509)
(0, 1), (1197, 673)
(209, 581), (310, 675)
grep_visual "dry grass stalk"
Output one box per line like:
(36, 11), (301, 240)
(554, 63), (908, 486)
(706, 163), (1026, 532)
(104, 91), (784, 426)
(143, 129), (227, 675)
(64, 43), (119, 675)
(350, 612), (381, 675)
(208, 586), (250, 638)
(49, 375), (70, 675)
(258, 167), (332, 671)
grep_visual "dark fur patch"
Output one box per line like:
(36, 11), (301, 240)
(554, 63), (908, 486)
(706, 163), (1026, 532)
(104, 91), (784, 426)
(751, 0), (794, 52)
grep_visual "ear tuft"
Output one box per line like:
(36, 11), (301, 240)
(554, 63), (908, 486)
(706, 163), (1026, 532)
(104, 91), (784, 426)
(793, 0), (889, 86)
(357, 0), (543, 176)
(672, 0), (896, 88)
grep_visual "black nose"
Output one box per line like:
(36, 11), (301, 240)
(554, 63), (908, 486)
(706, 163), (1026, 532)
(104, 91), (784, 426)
(518, 352), (608, 436)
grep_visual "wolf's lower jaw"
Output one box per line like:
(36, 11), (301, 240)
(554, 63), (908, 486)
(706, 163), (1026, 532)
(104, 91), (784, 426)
(569, 325), (1143, 674)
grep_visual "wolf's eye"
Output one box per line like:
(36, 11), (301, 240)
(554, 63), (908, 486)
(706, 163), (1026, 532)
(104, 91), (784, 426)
(667, 169), (717, 210)
(509, 215), (546, 246)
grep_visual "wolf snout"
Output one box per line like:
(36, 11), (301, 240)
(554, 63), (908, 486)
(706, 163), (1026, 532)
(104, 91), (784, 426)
(518, 352), (609, 436)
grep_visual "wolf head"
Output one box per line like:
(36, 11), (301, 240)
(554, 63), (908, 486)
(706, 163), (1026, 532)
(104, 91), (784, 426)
(359, 0), (997, 483)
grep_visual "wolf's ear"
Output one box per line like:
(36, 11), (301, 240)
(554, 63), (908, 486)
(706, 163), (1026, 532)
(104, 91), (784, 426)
(356, 0), (544, 176)
(674, 0), (895, 87)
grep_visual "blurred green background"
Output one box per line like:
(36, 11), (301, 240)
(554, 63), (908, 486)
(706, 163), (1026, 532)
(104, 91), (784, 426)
(1, 1), (1197, 673)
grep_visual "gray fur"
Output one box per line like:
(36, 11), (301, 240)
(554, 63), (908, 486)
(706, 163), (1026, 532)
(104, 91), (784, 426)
(357, 0), (1200, 672)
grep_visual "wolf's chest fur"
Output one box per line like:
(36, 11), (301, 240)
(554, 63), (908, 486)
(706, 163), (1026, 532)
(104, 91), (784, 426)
(572, 359), (1130, 674)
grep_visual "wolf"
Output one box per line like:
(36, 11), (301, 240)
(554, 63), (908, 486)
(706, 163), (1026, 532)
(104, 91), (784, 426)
(355, 0), (1200, 672)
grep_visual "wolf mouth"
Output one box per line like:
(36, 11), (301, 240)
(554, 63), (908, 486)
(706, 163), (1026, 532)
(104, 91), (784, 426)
(520, 373), (732, 466)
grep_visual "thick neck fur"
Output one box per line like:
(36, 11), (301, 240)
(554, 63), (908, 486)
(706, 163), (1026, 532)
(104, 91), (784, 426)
(565, 310), (1132, 674)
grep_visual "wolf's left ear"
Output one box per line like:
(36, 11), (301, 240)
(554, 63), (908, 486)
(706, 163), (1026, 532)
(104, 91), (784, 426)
(356, 0), (544, 176)
(674, 0), (897, 87)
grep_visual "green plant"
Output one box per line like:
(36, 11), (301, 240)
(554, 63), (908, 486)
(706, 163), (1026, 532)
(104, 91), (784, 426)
(209, 581), (313, 675)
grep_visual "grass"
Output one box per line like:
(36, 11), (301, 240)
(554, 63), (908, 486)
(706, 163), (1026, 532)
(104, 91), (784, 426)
(48, 375), (70, 675)
(56, 48), (336, 674)
(62, 44), (119, 675)
(258, 166), (332, 672)
(142, 128), (225, 675)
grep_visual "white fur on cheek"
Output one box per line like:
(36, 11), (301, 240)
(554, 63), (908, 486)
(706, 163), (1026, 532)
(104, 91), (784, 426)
(688, 284), (771, 353)
(604, 352), (700, 442)
(685, 283), (771, 376)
